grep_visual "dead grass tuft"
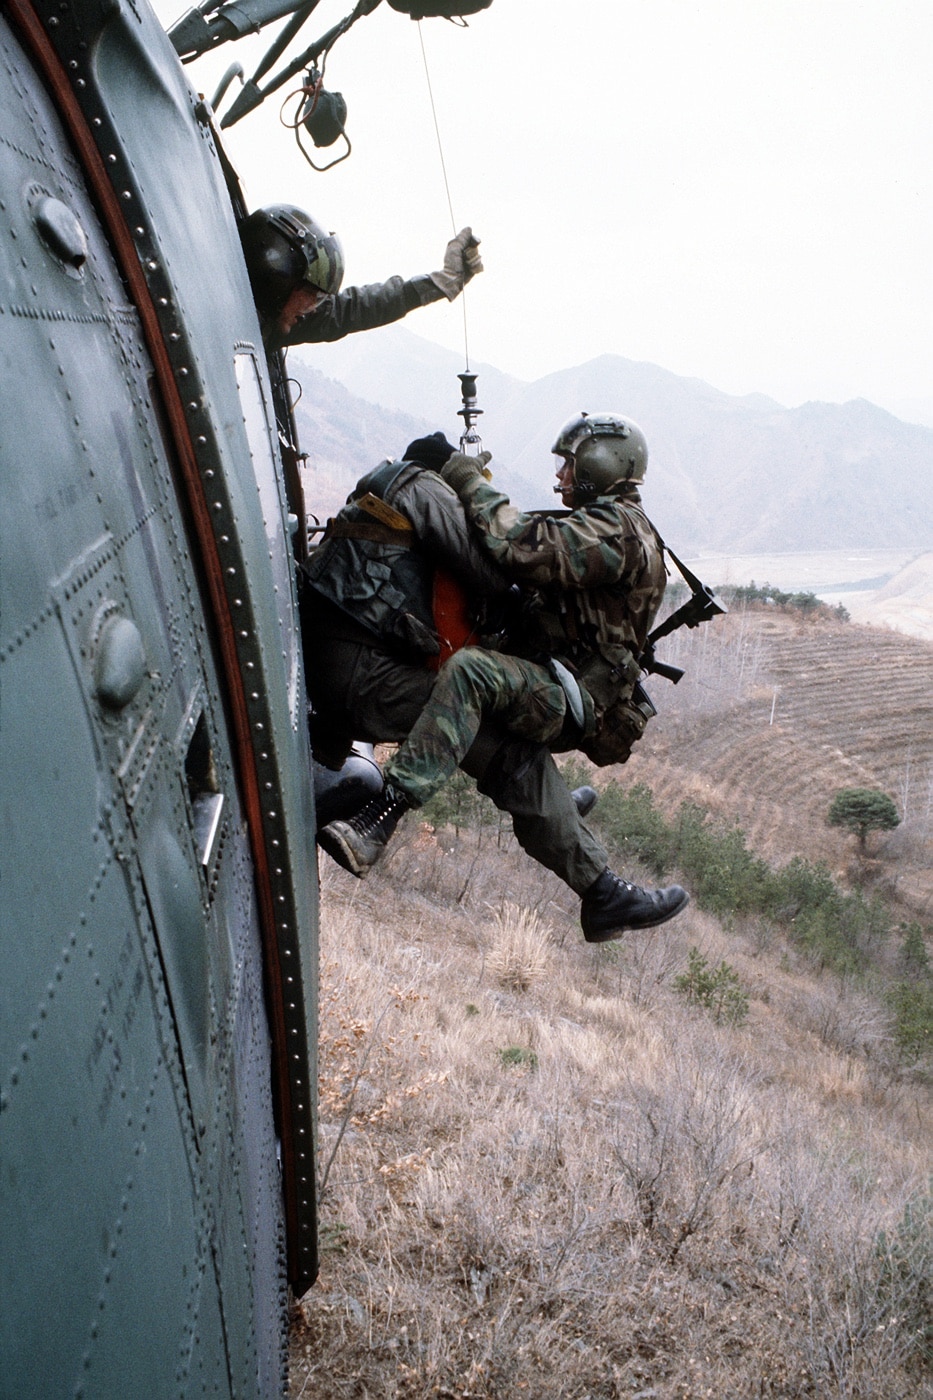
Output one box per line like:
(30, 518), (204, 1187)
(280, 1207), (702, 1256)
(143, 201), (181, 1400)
(485, 902), (554, 992)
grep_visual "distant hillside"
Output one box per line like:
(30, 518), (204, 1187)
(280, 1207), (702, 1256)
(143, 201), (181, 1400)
(288, 329), (933, 554)
(289, 367), (431, 522)
(844, 551), (933, 641)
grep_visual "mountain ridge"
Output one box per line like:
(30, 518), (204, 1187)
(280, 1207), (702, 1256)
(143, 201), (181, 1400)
(288, 328), (933, 555)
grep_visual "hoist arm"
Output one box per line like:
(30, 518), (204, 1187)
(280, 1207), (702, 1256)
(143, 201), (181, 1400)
(169, 0), (383, 70)
(219, 0), (381, 125)
(169, 0), (324, 59)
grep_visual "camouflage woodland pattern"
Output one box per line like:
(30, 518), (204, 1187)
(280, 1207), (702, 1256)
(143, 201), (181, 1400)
(454, 473), (666, 651)
(447, 466), (668, 766)
(383, 649), (568, 806)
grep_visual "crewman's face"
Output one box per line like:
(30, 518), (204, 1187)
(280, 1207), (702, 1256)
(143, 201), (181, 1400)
(277, 283), (321, 334)
(555, 455), (576, 507)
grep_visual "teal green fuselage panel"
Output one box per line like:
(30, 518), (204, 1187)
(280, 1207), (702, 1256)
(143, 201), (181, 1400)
(1, 0), (319, 1394)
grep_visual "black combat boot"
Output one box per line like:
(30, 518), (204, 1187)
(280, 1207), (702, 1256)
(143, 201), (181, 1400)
(580, 868), (689, 942)
(318, 782), (413, 878)
(571, 785), (598, 818)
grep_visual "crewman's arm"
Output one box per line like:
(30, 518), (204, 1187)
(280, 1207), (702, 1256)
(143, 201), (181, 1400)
(283, 275), (442, 345)
(281, 228), (482, 346)
(392, 469), (509, 597)
(440, 455), (636, 589)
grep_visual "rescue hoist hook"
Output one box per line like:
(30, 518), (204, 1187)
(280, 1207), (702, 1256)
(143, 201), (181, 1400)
(456, 371), (483, 455)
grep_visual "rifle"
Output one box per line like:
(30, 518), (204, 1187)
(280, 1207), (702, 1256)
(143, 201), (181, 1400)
(482, 511), (727, 685)
(641, 548), (728, 684)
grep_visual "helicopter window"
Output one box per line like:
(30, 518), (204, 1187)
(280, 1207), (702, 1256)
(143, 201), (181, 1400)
(185, 710), (224, 868)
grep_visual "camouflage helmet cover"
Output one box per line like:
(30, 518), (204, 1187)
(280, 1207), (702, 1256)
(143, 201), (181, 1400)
(552, 411), (649, 500)
(239, 204), (345, 316)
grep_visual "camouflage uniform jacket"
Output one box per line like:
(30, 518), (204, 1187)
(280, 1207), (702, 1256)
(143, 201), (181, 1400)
(304, 460), (507, 659)
(281, 275), (443, 347)
(450, 470), (667, 722)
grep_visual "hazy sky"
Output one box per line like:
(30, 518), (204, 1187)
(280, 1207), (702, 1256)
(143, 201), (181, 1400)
(163, 0), (933, 423)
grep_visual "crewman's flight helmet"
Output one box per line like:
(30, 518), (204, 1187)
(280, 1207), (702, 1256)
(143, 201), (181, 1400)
(239, 204), (345, 317)
(552, 412), (649, 504)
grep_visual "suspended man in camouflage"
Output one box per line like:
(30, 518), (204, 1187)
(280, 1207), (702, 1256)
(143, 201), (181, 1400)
(317, 414), (689, 941)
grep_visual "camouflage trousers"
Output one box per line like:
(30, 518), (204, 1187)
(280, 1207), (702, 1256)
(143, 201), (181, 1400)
(384, 648), (568, 804)
(309, 631), (608, 895)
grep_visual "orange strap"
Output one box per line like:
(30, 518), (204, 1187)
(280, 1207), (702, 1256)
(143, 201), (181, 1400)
(429, 568), (477, 671)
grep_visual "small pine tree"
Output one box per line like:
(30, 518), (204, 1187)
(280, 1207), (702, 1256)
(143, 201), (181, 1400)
(887, 981), (933, 1062)
(827, 787), (900, 852)
(899, 921), (930, 976)
(674, 948), (749, 1027)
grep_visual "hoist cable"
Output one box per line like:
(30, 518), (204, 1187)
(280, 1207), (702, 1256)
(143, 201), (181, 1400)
(416, 21), (457, 234)
(416, 20), (470, 372)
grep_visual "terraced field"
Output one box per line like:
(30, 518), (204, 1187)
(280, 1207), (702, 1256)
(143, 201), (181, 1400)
(627, 611), (933, 916)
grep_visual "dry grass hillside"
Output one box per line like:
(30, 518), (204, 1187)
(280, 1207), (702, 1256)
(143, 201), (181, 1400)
(290, 610), (933, 1399)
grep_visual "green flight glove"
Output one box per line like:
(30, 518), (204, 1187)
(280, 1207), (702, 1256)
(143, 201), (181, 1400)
(429, 227), (483, 301)
(439, 449), (492, 493)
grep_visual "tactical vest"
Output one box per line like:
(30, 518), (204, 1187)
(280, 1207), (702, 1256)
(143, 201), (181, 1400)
(304, 460), (475, 665)
(504, 493), (666, 766)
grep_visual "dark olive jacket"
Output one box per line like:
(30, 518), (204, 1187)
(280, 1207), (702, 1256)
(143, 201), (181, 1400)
(304, 459), (507, 659)
(281, 275), (443, 347)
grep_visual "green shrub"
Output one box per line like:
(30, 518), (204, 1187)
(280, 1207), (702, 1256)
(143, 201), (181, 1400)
(899, 922), (931, 976)
(718, 581), (843, 619)
(765, 855), (838, 921)
(762, 855), (885, 975)
(318, 1220), (350, 1255)
(589, 781), (671, 878)
(498, 1045), (538, 1070)
(774, 871), (887, 975)
(674, 947), (749, 1027)
(791, 897), (866, 976)
(670, 804), (770, 922)
(589, 782), (891, 977)
(420, 767), (498, 833)
(887, 980), (933, 1063)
